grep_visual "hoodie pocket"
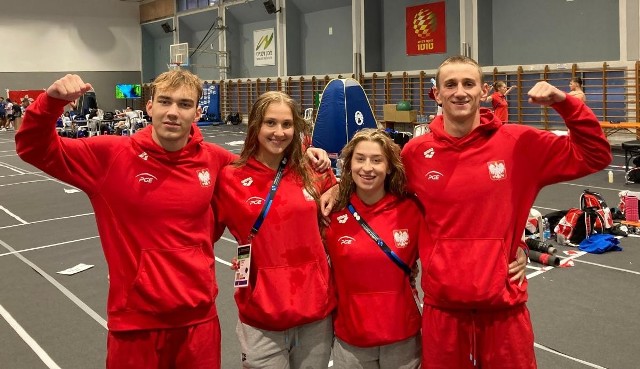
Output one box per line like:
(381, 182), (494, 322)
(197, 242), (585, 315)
(126, 245), (214, 314)
(244, 260), (331, 327)
(424, 238), (507, 307)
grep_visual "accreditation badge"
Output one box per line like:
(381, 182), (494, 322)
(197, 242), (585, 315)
(234, 243), (251, 287)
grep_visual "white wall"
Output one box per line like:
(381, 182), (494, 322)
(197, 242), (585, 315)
(0, 0), (141, 72)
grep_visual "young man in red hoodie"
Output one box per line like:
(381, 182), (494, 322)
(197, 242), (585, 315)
(16, 71), (235, 369)
(400, 56), (612, 368)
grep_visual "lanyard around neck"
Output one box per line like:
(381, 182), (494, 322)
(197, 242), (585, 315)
(249, 157), (287, 240)
(346, 202), (412, 276)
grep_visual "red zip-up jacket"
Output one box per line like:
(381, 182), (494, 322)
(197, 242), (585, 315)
(401, 96), (611, 310)
(325, 193), (424, 347)
(213, 157), (337, 331)
(15, 94), (235, 331)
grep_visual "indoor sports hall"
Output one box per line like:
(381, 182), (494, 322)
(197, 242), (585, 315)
(2, 1), (640, 368)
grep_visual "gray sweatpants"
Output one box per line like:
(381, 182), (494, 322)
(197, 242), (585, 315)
(332, 334), (421, 369)
(236, 316), (333, 369)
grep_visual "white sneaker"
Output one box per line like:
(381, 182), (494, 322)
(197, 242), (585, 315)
(0, 128), (6, 131)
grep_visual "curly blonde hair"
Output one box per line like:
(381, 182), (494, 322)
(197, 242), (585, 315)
(334, 128), (407, 211)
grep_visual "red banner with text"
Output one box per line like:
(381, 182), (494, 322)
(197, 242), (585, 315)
(406, 2), (446, 55)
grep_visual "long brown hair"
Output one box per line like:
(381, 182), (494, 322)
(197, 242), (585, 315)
(235, 91), (319, 200)
(335, 128), (407, 211)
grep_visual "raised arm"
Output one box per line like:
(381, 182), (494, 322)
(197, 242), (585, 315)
(15, 75), (105, 192)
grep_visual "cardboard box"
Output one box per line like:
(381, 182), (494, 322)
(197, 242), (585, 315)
(395, 110), (417, 123)
(383, 104), (396, 122)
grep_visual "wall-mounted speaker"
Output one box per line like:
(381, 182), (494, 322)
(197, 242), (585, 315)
(263, 0), (280, 14)
(161, 22), (174, 33)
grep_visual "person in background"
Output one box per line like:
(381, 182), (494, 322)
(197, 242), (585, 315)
(399, 55), (611, 369)
(2, 98), (15, 131)
(13, 97), (30, 131)
(324, 128), (424, 369)
(213, 91), (336, 369)
(486, 80), (517, 123)
(0, 97), (7, 131)
(569, 76), (586, 102)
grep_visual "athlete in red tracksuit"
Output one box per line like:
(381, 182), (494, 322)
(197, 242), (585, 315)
(487, 81), (515, 123)
(401, 56), (612, 369)
(323, 128), (424, 369)
(213, 91), (336, 369)
(326, 193), (424, 368)
(15, 71), (236, 369)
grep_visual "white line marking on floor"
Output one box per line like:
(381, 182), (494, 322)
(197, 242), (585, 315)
(215, 256), (232, 266)
(0, 304), (62, 369)
(0, 161), (26, 174)
(214, 236), (237, 266)
(0, 236), (100, 258)
(64, 188), (81, 194)
(0, 212), (94, 230)
(0, 239), (107, 329)
(0, 205), (28, 224)
(571, 257), (640, 275)
(534, 342), (607, 369)
(0, 179), (50, 187)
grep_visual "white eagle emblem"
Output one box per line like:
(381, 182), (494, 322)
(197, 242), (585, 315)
(423, 148), (435, 158)
(393, 229), (409, 248)
(197, 169), (211, 187)
(241, 177), (253, 186)
(488, 160), (506, 180)
(337, 214), (348, 224)
(354, 111), (364, 126)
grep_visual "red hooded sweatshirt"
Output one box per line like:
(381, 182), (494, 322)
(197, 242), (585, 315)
(213, 156), (336, 331)
(15, 94), (235, 331)
(401, 96), (611, 310)
(325, 193), (424, 347)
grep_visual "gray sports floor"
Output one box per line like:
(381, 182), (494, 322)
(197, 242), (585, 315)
(0, 125), (638, 369)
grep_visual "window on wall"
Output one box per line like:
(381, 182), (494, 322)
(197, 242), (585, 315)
(177, 0), (218, 12)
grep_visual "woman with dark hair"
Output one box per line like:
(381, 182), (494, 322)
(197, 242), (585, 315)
(213, 91), (336, 369)
(324, 128), (424, 369)
(569, 77), (586, 102)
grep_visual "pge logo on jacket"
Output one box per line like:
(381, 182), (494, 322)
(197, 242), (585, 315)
(426, 170), (443, 181)
(135, 172), (157, 184)
(338, 236), (355, 246)
(487, 160), (506, 180)
(246, 196), (264, 206)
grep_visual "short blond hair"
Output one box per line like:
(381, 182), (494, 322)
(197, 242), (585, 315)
(151, 69), (203, 102)
(435, 55), (484, 88)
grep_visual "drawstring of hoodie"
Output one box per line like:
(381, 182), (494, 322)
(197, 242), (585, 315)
(469, 313), (478, 367)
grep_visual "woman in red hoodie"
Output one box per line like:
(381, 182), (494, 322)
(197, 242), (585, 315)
(213, 91), (336, 369)
(324, 128), (425, 369)
(486, 81), (516, 123)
